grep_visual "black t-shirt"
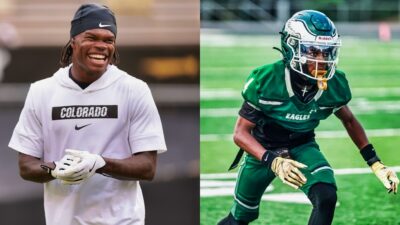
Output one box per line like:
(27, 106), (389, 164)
(238, 101), (315, 150)
(69, 69), (92, 90)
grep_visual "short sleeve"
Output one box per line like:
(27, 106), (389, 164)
(241, 69), (260, 107)
(8, 85), (44, 158)
(128, 84), (167, 154)
(238, 101), (263, 124)
(318, 69), (352, 109)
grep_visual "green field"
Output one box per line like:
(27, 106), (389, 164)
(200, 34), (400, 225)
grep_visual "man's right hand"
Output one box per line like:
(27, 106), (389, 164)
(371, 161), (399, 194)
(42, 154), (82, 181)
(271, 157), (307, 189)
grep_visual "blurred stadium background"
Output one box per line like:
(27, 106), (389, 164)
(0, 0), (199, 225)
(201, 0), (400, 225)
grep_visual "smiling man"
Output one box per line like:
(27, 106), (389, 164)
(9, 4), (166, 225)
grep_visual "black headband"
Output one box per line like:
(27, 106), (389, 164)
(70, 4), (117, 38)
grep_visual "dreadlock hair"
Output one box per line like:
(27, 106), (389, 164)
(59, 39), (120, 67)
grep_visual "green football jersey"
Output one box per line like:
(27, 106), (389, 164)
(242, 60), (352, 133)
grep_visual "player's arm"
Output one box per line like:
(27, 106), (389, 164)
(234, 112), (307, 189)
(60, 150), (157, 182)
(18, 153), (55, 183)
(233, 116), (266, 160)
(335, 105), (399, 194)
(334, 105), (369, 148)
(51, 150), (157, 184)
(97, 151), (157, 181)
(92, 83), (162, 181)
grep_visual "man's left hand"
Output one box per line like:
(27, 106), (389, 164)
(371, 161), (399, 194)
(59, 149), (106, 184)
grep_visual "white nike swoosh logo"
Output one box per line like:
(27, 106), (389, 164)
(99, 22), (111, 28)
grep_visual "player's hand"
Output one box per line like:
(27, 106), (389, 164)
(271, 157), (307, 189)
(371, 161), (399, 194)
(41, 154), (82, 180)
(59, 149), (106, 184)
(53, 154), (82, 178)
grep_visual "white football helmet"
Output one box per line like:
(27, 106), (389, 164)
(280, 10), (341, 89)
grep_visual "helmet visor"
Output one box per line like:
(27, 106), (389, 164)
(299, 42), (339, 79)
(300, 43), (339, 62)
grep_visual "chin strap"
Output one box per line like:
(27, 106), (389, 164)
(273, 46), (284, 55)
(272, 47), (289, 67)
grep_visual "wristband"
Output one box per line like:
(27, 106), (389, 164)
(261, 150), (278, 168)
(40, 165), (52, 175)
(360, 144), (381, 166)
(40, 162), (57, 177)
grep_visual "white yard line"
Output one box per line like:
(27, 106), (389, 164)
(201, 167), (400, 204)
(350, 99), (400, 114)
(201, 184), (274, 198)
(201, 128), (400, 142)
(201, 134), (232, 142)
(201, 166), (400, 180)
(317, 128), (400, 138)
(201, 33), (278, 47)
(261, 193), (313, 205)
(352, 87), (400, 97)
(201, 88), (240, 99)
(201, 108), (238, 117)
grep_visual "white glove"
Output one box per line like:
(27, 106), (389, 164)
(50, 154), (82, 179)
(371, 161), (399, 194)
(271, 157), (307, 189)
(58, 149), (106, 184)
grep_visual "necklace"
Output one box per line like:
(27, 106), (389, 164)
(301, 86), (308, 96)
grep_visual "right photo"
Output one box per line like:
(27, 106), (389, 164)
(200, 1), (400, 225)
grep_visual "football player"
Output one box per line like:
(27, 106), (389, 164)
(9, 4), (167, 225)
(217, 10), (398, 225)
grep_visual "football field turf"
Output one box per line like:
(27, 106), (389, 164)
(200, 33), (400, 225)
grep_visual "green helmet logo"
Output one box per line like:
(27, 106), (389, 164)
(280, 10), (341, 87)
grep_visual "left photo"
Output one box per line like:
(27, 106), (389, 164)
(0, 1), (199, 225)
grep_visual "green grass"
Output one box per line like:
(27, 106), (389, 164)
(200, 34), (400, 225)
(201, 175), (400, 225)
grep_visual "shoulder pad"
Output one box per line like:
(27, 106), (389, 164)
(242, 61), (288, 107)
(318, 69), (352, 107)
